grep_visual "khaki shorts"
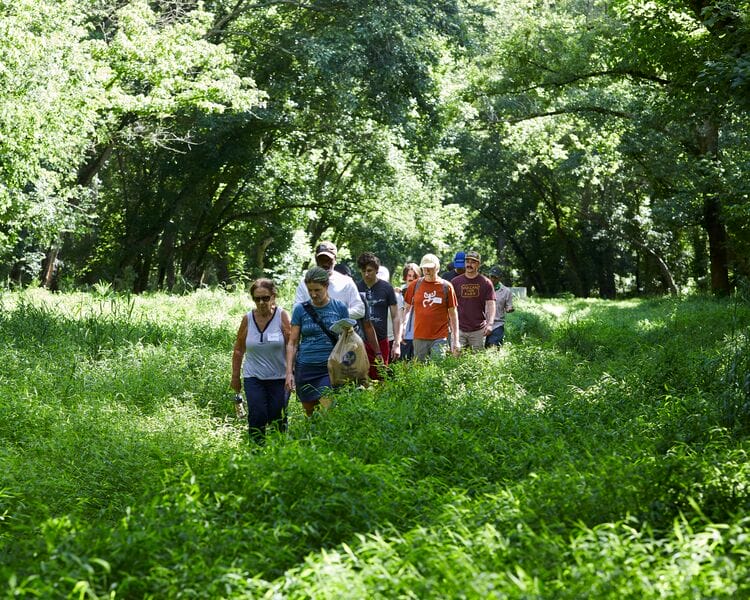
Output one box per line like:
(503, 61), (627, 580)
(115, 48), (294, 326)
(413, 338), (449, 362)
(459, 329), (486, 351)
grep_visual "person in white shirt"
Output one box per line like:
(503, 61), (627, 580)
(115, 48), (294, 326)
(294, 241), (365, 320)
(377, 265), (395, 347)
(397, 262), (421, 360)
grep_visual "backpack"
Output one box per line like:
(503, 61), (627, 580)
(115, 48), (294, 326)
(410, 277), (450, 307)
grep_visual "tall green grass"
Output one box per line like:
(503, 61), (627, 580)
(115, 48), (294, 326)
(1, 289), (749, 598)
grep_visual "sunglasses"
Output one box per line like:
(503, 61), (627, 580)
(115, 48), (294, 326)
(253, 295), (272, 302)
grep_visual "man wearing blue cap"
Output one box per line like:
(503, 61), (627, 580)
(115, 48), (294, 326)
(442, 251), (466, 282)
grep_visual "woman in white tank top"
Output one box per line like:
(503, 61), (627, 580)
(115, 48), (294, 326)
(231, 278), (291, 443)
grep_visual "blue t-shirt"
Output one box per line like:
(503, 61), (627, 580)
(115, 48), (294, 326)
(291, 298), (349, 365)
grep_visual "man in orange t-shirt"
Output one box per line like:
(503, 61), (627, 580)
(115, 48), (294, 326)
(403, 253), (460, 361)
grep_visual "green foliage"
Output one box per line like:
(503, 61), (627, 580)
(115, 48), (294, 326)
(446, 0), (750, 296)
(95, 0), (263, 119)
(2, 0), (749, 295)
(1, 289), (750, 597)
(0, 0), (103, 257)
(0, 0), (267, 285)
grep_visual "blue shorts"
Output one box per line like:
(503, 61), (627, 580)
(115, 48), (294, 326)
(294, 362), (332, 403)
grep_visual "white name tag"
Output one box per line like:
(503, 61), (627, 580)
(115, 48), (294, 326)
(432, 297), (443, 305)
(267, 332), (282, 342)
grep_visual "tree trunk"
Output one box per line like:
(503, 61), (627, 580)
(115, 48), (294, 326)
(304, 218), (330, 270)
(495, 234), (511, 272)
(528, 172), (587, 296)
(596, 246), (617, 299)
(703, 194), (731, 295)
(697, 118), (731, 295)
(41, 246), (61, 290)
(486, 211), (545, 292)
(632, 239), (678, 295)
(156, 223), (178, 291)
(256, 236), (274, 272)
(690, 228), (709, 291)
(134, 253), (152, 294)
(499, 223), (546, 292)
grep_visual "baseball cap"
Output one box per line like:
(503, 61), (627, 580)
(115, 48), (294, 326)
(453, 251), (466, 269)
(420, 253), (440, 270)
(315, 241), (337, 259)
(465, 250), (481, 263)
(489, 266), (502, 278)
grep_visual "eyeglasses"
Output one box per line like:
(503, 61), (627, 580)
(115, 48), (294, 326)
(253, 295), (272, 303)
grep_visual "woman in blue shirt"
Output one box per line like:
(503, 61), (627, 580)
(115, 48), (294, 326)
(286, 267), (349, 416)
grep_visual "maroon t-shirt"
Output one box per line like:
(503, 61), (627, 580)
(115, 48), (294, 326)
(451, 274), (495, 332)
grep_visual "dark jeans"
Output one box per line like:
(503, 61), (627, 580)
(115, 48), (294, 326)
(243, 377), (288, 443)
(400, 339), (415, 361)
(485, 325), (505, 347)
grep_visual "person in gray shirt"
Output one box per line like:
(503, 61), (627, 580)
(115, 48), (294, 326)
(486, 266), (515, 347)
(232, 278), (291, 442)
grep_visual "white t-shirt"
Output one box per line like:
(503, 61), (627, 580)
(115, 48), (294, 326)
(294, 270), (365, 320)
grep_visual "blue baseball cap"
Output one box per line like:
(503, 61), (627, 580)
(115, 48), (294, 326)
(453, 251), (466, 268)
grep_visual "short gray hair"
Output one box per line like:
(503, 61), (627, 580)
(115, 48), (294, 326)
(304, 266), (329, 286)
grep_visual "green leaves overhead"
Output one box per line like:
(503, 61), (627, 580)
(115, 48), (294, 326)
(98, 0), (264, 119)
(1, 0), (748, 293)
(443, 0), (749, 296)
(0, 0), (103, 252)
(0, 0), (266, 273)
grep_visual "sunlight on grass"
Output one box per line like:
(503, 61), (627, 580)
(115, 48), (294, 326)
(540, 301), (568, 317)
(1, 289), (749, 598)
(635, 317), (667, 332)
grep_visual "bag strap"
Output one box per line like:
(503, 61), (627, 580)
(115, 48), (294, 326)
(302, 301), (338, 345)
(412, 277), (450, 305)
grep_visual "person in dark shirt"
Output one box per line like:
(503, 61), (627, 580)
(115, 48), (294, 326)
(442, 251), (466, 281)
(356, 252), (402, 378)
(451, 250), (496, 351)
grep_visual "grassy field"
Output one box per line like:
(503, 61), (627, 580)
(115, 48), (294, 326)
(1, 287), (749, 598)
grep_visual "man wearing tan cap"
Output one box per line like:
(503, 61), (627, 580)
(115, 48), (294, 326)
(294, 241), (365, 320)
(451, 250), (496, 351)
(402, 253), (460, 361)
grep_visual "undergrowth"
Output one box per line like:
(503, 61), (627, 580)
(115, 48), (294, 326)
(0, 289), (749, 598)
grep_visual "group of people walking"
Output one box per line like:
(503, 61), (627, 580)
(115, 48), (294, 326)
(231, 242), (515, 442)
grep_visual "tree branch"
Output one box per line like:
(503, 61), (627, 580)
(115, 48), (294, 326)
(491, 105), (634, 125)
(526, 63), (671, 88)
(485, 65), (671, 98)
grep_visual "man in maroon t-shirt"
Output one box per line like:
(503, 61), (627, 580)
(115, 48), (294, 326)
(451, 250), (496, 351)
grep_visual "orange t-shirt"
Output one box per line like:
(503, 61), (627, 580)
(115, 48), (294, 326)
(404, 278), (457, 340)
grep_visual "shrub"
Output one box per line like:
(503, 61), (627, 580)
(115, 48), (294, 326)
(2, 290), (750, 598)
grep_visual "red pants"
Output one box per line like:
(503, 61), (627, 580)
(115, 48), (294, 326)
(365, 338), (390, 380)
